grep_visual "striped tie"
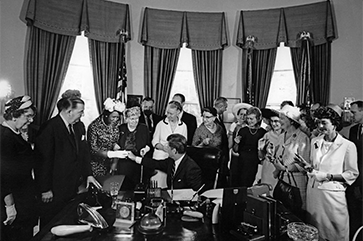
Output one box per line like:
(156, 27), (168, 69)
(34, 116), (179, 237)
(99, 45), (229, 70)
(171, 161), (176, 179)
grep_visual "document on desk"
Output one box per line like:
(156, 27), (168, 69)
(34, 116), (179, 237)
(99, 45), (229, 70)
(167, 189), (198, 201)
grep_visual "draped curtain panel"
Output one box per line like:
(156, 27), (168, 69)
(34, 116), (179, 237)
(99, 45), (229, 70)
(236, 0), (336, 106)
(89, 40), (125, 113)
(140, 7), (228, 111)
(144, 46), (180, 116)
(24, 26), (75, 126)
(243, 48), (277, 108)
(291, 42), (331, 106)
(192, 49), (223, 109)
(21, 0), (131, 120)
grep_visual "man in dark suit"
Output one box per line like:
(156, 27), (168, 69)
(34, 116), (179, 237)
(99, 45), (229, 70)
(213, 97), (229, 187)
(172, 93), (197, 145)
(128, 133), (203, 191)
(139, 97), (162, 139)
(347, 100), (363, 240)
(35, 97), (101, 227)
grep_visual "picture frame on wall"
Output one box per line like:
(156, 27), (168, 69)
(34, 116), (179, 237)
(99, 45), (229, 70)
(223, 98), (241, 123)
(127, 95), (143, 107)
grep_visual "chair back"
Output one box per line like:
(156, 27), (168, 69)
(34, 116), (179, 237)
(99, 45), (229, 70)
(186, 146), (222, 190)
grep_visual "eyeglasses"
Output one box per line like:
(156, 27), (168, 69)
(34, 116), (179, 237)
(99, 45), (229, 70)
(202, 115), (215, 119)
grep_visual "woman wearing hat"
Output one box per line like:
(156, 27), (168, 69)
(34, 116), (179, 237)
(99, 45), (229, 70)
(87, 98), (127, 177)
(1, 96), (38, 240)
(271, 105), (310, 217)
(192, 107), (223, 149)
(257, 108), (283, 190)
(295, 105), (358, 240)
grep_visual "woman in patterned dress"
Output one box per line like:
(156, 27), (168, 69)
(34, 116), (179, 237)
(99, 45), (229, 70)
(192, 107), (223, 149)
(87, 98), (126, 177)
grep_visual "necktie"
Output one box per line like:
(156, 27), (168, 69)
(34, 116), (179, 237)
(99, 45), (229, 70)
(359, 124), (363, 140)
(171, 161), (176, 179)
(69, 124), (78, 152)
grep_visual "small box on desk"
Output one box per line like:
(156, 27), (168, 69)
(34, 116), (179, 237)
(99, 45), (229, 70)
(113, 200), (135, 234)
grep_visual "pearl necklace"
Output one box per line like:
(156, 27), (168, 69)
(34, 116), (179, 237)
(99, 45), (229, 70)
(249, 127), (258, 135)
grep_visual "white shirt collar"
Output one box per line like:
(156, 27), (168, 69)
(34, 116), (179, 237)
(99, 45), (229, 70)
(2, 121), (20, 134)
(59, 113), (72, 132)
(174, 153), (185, 173)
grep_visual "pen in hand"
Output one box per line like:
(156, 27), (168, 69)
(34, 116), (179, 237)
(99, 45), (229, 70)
(190, 184), (205, 202)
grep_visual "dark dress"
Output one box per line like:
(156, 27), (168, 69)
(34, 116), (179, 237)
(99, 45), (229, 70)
(231, 126), (266, 187)
(1, 125), (38, 241)
(118, 123), (151, 185)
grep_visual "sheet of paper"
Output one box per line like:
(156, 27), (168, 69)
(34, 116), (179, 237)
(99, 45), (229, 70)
(200, 188), (223, 199)
(167, 189), (198, 201)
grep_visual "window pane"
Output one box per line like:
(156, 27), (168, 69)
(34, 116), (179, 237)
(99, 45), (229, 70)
(52, 35), (99, 129)
(169, 47), (202, 126)
(266, 44), (296, 110)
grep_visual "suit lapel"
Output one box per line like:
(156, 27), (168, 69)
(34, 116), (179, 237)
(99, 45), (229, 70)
(56, 115), (77, 151)
(173, 155), (187, 179)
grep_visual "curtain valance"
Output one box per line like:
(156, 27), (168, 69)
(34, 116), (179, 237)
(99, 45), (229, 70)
(236, 0), (336, 49)
(20, 0), (131, 43)
(140, 8), (228, 50)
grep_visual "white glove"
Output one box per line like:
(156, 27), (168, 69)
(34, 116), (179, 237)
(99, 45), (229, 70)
(107, 150), (128, 159)
(140, 146), (150, 157)
(308, 170), (328, 182)
(3, 204), (16, 225)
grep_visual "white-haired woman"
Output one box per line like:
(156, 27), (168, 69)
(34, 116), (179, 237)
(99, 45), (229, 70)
(87, 98), (127, 177)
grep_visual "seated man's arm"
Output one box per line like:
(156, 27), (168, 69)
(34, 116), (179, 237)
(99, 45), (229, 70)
(186, 162), (203, 191)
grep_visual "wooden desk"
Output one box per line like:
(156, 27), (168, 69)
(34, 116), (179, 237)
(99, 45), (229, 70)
(30, 192), (296, 241)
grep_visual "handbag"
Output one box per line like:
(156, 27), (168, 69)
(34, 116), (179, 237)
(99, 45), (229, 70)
(273, 171), (302, 213)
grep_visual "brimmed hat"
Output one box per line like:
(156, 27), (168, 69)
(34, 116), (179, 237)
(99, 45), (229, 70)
(279, 105), (301, 124)
(261, 108), (279, 119)
(327, 104), (343, 117)
(232, 103), (252, 117)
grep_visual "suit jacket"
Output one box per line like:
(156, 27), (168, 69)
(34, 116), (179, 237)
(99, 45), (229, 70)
(141, 154), (202, 191)
(139, 112), (162, 138)
(309, 134), (359, 191)
(35, 115), (92, 203)
(181, 111), (197, 145)
(349, 124), (363, 187)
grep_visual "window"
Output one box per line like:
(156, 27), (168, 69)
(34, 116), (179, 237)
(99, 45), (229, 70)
(169, 46), (202, 126)
(266, 43), (296, 110)
(52, 34), (99, 128)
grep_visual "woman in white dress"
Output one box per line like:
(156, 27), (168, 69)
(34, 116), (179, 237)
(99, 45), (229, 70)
(296, 105), (358, 241)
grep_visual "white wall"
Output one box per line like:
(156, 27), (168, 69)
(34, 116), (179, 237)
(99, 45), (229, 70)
(1, 0), (362, 104)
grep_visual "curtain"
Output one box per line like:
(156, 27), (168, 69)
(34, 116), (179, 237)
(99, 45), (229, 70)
(89, 40), (125, 113)
(236, 1), (336, 106)
(291, 42), (331, 106)
(24, 26), (75, 126)
(140, 8), (228, 113)
(192, 49), (223, 108)
(242, 48), (277, 108)
(144, 46), (180, 116)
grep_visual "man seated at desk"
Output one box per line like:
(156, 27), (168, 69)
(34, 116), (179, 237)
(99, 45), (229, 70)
(128, 133), (203, 191)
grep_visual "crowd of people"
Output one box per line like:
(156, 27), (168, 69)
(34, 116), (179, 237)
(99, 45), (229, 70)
(1, 90), (362, 241)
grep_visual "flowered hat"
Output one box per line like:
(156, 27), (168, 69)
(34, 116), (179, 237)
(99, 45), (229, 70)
(327, 104), (343, 117)
(4, 95), (33, 115)
(103, 98), (126, 113)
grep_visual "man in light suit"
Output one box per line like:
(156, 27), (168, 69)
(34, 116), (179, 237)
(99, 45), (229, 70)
(172, 93), (197, 145)
(347, 100), (363, 240)
(128, 134), (203, 191)
(35, 97), (101, 227)
(139, 97), (162, 139)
